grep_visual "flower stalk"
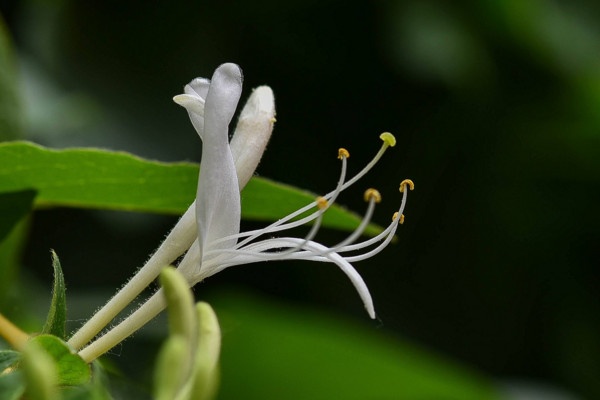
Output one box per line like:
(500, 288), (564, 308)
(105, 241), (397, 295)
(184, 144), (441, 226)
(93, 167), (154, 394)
(0, 312), (29, 350)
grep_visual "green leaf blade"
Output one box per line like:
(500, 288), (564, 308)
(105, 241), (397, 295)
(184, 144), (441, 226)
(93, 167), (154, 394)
(28, 335), (91, 386)
(42, 251), (67, 340)
(0, 141), (196, 214)
(0, 141), (385, 235)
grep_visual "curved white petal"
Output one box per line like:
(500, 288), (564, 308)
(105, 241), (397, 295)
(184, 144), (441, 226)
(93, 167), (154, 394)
(230, 86), (276, 189)
(185, 77), (210, 98)
(174, 77), (211, 139)
(197, 237), (376, 318)
(196, 63), (243, 254)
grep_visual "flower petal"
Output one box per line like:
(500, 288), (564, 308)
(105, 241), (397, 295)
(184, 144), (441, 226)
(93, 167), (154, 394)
(230, 86), (275, 189)
(196, 63), (243, 253)
(174, 78), (211, 139)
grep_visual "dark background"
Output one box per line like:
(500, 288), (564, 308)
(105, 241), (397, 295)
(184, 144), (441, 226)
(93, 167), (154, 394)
(1, 0), (599, 399)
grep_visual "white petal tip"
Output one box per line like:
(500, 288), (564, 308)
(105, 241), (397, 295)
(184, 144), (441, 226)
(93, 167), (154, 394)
(249, 86), (275, 115)
(190, 77), (210, 89)
(173, 94), (205, 116)
(184, 78), (210, 98)
(216, 63), (243, 82)
(368, 308), (376, 319)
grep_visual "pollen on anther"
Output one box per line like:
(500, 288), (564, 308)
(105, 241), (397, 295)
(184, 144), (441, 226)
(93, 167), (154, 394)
(380, 132), (396, 147)
(400, 214), (405, 224)
(399, 179), (415, 192)
(392, 212), (405, 224)
(338, 148), (350, 159)
(364, 188), (382, 203)
(316, 197), (329, 210)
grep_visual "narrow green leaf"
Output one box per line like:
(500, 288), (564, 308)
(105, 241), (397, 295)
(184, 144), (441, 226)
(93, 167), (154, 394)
(0, 141), (384, 235)
(42, 251), (67, 340)
(0, 349), (20, 370)
(0, 371), (24, 400)
(0, 190), (36, 244)
(28, 335), (91, 386)
(0, 141), (196, 213)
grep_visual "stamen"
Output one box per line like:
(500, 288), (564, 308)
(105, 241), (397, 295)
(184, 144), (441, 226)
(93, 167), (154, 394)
(335, 216), (398, 254)
(206, 143), (351, 252)
(268, 196), (328, 258)
(305, 189), (380, 259)
(363, 188), (381, 203)
(334, 180), (411, 258)
(338, 200), (406, 263)
(341, 133), (394, 189)
(338, 148), (350, 159)
(316, 197), (328, 209)
(222, 135), (393, 247)
(392, 212), (405, 224)
(379, 132), (396, 148)
(400, 179), (414, 192)
(202, 187), (381, 266)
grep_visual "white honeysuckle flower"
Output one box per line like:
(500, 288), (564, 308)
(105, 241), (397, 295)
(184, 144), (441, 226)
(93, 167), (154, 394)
(69, 64), (275, 353)
(73, 63), (413, 363)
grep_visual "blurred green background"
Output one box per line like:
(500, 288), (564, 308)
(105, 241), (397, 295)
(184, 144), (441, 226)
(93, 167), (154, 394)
(1, 0), (599, 399)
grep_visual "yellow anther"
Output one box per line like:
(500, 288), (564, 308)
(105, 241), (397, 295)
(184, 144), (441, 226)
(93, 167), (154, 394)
(380, 132), (396, 147)
(338, 148), (350, 159)
(316, 197), (329, 210)
(363, 188), (382, 203)
(392, 212), (405, 224)
(270, 117), (277, 123)
(399, 179), (414, 192)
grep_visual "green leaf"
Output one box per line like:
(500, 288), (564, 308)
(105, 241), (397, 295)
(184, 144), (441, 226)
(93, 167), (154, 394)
(0, 141), (384, 235)
(213, 291), (503, 400)
(0, 190), (36, 244)
(0, 371), (24, 400)
(0, 15), (22, 140)
(0, 350), (20, 370)
(42, 251), (67, 340)
(59, 363), (112, 400)
(28, 335), (91, 386)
